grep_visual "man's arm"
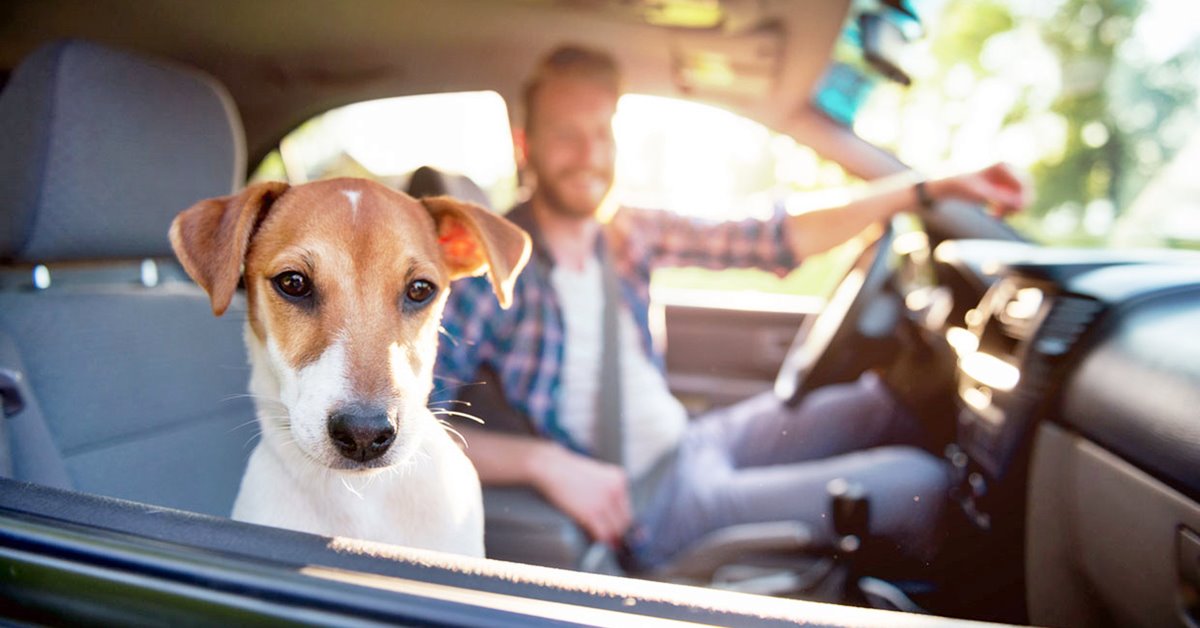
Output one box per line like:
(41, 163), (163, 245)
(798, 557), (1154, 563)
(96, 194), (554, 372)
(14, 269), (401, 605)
(785, 163), (1028, 259)
(459, 425), (633, 546)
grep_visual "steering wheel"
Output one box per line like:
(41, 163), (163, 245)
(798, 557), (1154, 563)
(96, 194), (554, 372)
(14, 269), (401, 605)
(774, 220), (904, 406)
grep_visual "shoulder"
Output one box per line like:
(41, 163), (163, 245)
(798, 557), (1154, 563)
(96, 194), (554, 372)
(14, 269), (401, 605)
(613, 204), (665, 225)
(609, 205), (671, 240)
(443, 275), (499, 316)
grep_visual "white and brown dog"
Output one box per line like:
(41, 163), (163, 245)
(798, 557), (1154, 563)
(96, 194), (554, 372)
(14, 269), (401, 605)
(169, 177), (530, 557)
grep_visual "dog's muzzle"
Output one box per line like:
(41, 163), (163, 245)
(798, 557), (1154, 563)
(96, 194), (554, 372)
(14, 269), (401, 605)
(327, 407), (396, 463)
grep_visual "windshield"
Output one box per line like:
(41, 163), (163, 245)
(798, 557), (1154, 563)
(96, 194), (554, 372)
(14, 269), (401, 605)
(253, 91), (864, 305)
(830, 0), (1200, 250)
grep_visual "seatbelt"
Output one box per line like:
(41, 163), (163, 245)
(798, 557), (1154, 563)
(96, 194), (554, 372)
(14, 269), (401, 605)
(593, 248), (624, 467)
(594, 250), (677, 519)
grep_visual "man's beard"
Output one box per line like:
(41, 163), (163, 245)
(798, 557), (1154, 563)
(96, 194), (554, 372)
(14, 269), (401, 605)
(534, 167), (614, 219)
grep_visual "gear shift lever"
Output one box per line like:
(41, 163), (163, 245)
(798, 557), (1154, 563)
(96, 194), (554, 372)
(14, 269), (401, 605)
(829, 478), (870, 551)
(827, 478), (870, 603)
(822, 479), (929, 612)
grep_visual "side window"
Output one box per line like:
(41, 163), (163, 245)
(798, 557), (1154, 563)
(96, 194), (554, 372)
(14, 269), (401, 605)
(614, 95), (865, 305)
(252, 92), (862, 304)
(250, 92), (518, 211)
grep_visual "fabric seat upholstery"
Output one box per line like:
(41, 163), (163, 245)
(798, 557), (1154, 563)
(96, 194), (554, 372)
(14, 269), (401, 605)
(0, 39), (253, 517)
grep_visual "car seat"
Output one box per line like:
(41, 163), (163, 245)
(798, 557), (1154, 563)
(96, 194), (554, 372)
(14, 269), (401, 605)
(0, 39), (254, 517)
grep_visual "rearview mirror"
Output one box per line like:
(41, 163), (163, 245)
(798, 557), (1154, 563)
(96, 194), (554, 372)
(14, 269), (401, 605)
(859, 11), (915, 86)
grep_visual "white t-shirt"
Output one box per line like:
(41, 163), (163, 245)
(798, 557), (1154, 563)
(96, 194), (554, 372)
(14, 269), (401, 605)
(550, 257), (689, 478)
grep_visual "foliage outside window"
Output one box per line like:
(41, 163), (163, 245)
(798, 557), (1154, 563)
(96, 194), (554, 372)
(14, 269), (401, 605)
(853, 0), (1199, 250)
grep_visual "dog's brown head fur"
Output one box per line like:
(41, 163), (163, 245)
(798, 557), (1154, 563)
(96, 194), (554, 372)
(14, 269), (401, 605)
(169, 177), (530, 470)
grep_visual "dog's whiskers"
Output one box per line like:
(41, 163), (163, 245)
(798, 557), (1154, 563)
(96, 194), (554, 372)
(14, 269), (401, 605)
(226, 417), (264, 435)
(255, 413), (293, 430)
(242, 420), (295, 449)
(437, 326), (460, 346)
(431, 375), (486, 386)
(222, 392), (284, 404)
(427, 399), (471, 408)
(439, 420), (470, 449)
(429, 409), (485, 425)
(339, 476), (365, 500)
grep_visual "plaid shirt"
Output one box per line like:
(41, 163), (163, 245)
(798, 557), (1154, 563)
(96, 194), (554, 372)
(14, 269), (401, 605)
(432, 200), (799, 454)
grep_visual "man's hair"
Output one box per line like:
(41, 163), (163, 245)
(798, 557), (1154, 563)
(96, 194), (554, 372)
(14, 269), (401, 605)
(522, 44), (622, 133)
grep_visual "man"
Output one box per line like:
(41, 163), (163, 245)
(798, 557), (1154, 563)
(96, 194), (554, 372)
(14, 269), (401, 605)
(434, 45), (1027, 568)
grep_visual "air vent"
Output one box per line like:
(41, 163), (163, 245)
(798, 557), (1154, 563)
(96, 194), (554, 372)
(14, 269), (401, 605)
(1031, 296), (1104, 358)
(1018, 295), (1104, 401)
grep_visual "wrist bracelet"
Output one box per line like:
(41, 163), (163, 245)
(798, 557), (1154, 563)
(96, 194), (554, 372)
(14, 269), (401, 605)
(914, 180), (936, 210)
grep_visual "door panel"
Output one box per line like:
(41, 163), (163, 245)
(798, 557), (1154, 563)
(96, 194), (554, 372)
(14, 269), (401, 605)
(659, 296), (817, 415)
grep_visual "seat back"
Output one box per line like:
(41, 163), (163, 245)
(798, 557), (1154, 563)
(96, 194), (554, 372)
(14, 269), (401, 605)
(0, 40), (254, 517)
(406, 165), (495, 208)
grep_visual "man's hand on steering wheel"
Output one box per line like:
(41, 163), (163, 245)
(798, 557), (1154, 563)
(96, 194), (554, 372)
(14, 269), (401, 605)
(926, 163), (1031, 218)
(774, 163), (1032, 407)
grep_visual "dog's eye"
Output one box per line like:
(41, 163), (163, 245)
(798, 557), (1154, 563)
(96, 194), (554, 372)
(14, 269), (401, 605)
(405, 279), (437, 305)
(273, 271), (312, 299)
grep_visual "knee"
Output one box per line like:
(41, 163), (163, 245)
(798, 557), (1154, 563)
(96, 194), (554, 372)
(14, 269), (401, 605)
(870, 446), (951, 496)
(861, 446), (951, 559)
(802, 373), (909, 436)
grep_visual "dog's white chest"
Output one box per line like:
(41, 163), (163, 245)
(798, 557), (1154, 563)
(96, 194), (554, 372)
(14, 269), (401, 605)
(232, 431), (484, 557)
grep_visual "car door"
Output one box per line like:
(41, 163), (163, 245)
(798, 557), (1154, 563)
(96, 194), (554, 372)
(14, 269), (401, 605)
(662, 295), (812, 413)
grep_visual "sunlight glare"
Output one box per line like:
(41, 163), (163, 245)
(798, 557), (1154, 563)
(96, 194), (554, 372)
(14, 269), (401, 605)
(332, 92), (516, 192)
(614, 94), (778, 221)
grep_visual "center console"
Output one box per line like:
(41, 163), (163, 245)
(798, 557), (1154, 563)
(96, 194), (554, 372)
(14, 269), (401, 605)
(932, 243), (1120, 529)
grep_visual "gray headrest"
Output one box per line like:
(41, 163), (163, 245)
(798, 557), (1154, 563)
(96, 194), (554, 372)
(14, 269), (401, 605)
(407, 165), (495, 210)
(0, 40), (246, 263)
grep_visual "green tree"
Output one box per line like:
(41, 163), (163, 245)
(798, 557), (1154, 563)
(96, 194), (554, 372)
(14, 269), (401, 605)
(1019, 0), (1139, 245)
(889, 0), (1197, 246)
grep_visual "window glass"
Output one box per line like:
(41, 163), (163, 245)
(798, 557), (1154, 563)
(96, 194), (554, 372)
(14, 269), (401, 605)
(845, 0), (1200, 250)
(254, 91), (868, 304)
(251, 91), (519, 211)
(614, 95), (864, 306)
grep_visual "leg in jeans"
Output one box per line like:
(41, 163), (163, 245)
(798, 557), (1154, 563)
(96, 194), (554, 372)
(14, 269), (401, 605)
(635, 373), (950, 568)
(711, 371), (926, 466)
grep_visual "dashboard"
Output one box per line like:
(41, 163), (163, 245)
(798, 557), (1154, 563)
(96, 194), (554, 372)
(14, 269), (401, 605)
(900, 239), (1200, 535)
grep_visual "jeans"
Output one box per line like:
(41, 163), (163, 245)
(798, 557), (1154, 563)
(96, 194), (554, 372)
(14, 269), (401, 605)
(630, 372), (951, 569)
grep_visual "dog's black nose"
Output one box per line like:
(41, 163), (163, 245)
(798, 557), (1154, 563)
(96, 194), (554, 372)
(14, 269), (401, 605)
(327, 409), (395, 462)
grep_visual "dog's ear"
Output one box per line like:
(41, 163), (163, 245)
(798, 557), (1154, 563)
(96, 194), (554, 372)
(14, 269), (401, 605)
(421, 196), (532, 309)
(169, 181), (290, 316)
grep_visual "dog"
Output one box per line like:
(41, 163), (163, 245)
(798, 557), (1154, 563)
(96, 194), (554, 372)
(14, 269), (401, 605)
(169, 177), (530, 557)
